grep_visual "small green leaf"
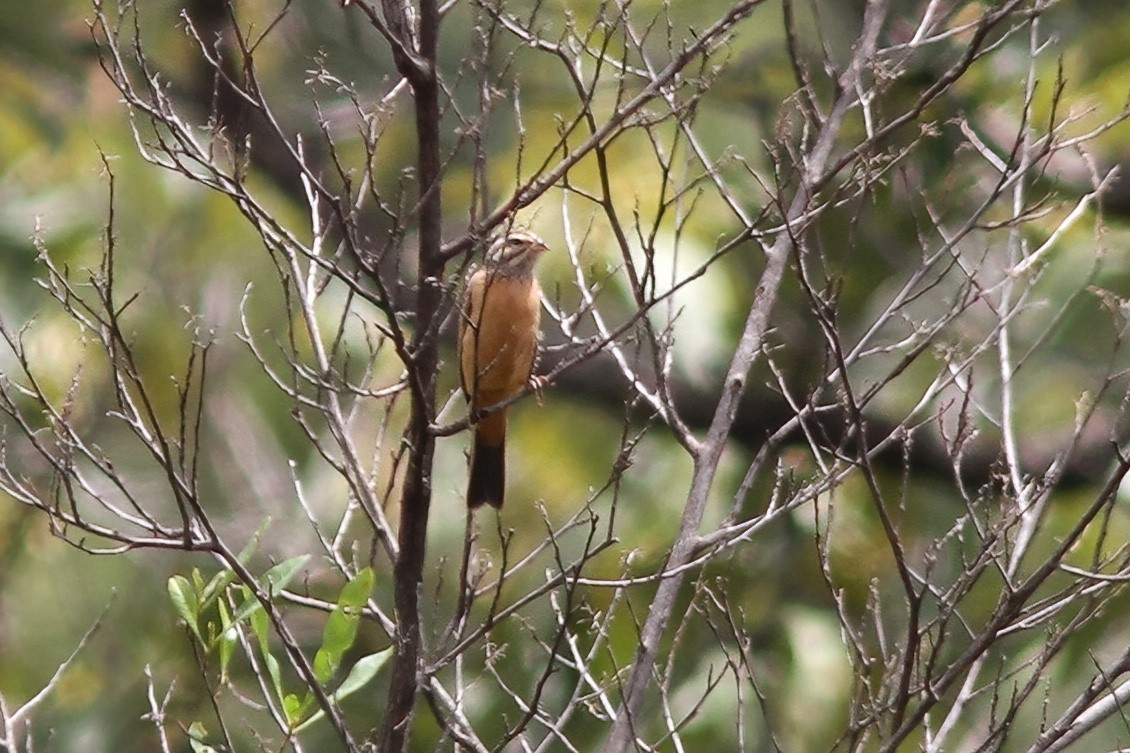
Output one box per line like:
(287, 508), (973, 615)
(317, 610), (355, 677)
(217, 598), (235, 682)
(263, 555), (310, 595)
(228, 589), (263, 627)
(292, 708), (325, 734)
(312, 569), (373, 684)
(237, 520), (270, 565)
(334, 650), (391, 698)
(338, 568), (375, 608)
(313, 644), (337, 685)
(168, 575), (203, 644)
(263, 650), (285, 706)
(249, 596), (270, 653)
(244, 592), (285, 704)
(198, 568), (234, 610)
(189, 739), (219, 753)
(293, 649), (392, 734)
(293, 690), (316, 722)
(226, 555), (312, 629)
(283, 693), (303, 725)
(186, 721), (219, 753)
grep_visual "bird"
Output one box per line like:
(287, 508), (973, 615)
(458, 229), (550, 509)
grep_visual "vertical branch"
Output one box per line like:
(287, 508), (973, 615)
(603, 3), (889, 750)
(1003, 15), (1042, 579)
(603, 236), (789, 753)
(373, 0), (444, 751)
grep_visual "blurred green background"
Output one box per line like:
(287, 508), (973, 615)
(2, 1), (1130, 751)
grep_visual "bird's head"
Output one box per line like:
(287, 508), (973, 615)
(485, 229), (550, 275)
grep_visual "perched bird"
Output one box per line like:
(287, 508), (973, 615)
(459, 229), (550, 508)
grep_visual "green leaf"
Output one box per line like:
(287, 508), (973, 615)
(167, 575), (203, 644)
(334, 650), (391, 698)
(237, 519), (270, 565)
(228, 589), (263, 627)
(292, 649), (392, 734)
(293, 690), (317, 724)
(246, 598), (285, 703)
(283, 692), (303, 725)
(249, 594), (270, 653)
(217, 598), (235, 682)
(198, 568), (234, 610)
(189, 739), (219, 753)
(186, 721), (219, 753)
(222, 555), (313, 630)
(263, 554), (310, 595)
(263, 649), (285, 706)
(313, 644), (336, 686)
(312, 569), (374, 684)
(315, 610), (354, 682)
(338, 567), (375, 608)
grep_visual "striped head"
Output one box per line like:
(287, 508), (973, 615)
(484, 229), (550, 276)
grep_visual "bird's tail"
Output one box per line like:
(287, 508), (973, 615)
(468, 410), (506, 509)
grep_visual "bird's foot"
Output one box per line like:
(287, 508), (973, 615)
(528, 374), (549, 405)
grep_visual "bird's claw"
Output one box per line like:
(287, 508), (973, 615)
(529, 374), (548, 405)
